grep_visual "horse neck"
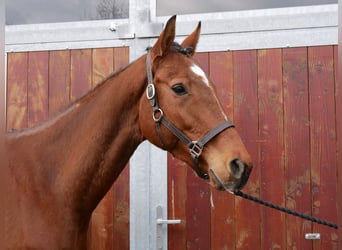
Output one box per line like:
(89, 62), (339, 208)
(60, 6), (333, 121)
(60, 55), (148, 212)
(11, 55), (147, 217)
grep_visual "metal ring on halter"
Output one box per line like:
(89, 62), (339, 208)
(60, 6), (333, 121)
(152, 108), (164, 122)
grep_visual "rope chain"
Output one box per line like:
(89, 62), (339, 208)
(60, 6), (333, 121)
(234, 190), (338, 229)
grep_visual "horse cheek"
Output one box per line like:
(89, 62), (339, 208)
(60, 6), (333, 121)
(138, 97), (156, 142)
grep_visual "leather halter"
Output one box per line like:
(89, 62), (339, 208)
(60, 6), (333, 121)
(145, 52), (235, 180)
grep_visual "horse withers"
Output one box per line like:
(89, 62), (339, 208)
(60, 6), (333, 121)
(4, 16), (252, 249)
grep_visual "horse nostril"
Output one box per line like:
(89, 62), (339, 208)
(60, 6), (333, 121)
(229, 158), (245, 179)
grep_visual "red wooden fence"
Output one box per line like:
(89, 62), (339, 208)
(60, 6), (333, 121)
(6, 45), (338, 249)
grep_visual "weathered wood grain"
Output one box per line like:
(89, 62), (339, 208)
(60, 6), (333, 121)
(7, 52), (28, 130)
(308, 46), (338, 250)
(283, 47), (312, 250)
(48, 50), (70, 116)
(233, 50), (261, 250)
(28, 51), (49, 127)
(209, 51), (236, 250)
(258, 48), (286, 249)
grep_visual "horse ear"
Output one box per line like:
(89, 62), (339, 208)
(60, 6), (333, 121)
(181, 21), (201, 56)
(150, 15), (176, 63)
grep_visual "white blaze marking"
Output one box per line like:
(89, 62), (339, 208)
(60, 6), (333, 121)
(190, 64), (228, 121)
(190, 64), (209, 86)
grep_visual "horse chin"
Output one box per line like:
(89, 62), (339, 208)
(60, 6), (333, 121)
(209, 168), (249, 193)
(211, 180), (238, 194)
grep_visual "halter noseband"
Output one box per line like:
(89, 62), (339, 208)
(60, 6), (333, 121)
(145, 52), (234, 180)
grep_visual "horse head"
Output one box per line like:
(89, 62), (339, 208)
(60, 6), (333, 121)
(139, 15), (253, 193)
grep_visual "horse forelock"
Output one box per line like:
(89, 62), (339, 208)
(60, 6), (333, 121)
(146, 42), (193, 57)
(171, 42), (193, 56)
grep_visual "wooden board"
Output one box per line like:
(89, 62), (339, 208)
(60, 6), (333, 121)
(113, 47), (129, 71)
(283, 47), (312, 249)
(209, 51), (236, 250)
(308, 46), (338, 250)
(233, 50), (261, 249)
(335, 43), (342, 250)
(48, 50), (70, 116)
(337, 6), (342, 243)
(92, 48), (114, 87)
(70, 49), (92, 102)
(257, 49), (286, 249)
(27, 51), (49, 127)
(6, 52), (28, 130)
(112, 166), (130, 250)
(167, 154), (188, 250)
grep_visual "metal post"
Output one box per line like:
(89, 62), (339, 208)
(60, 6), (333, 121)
(129, 0), (168, 249)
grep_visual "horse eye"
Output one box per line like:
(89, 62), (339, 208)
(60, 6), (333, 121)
(171, 84), (188, 95)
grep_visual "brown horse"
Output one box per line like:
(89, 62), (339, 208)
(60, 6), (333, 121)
(4, 16), (252, 249)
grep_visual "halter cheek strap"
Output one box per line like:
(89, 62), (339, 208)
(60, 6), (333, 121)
(145, 52), (235, 180)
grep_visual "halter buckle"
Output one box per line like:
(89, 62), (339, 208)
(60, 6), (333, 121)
(189, 141), (203, 159)
(146, 83), (156, 100)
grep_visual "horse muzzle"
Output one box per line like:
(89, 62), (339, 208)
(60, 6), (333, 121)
(209, 158), (252, 193)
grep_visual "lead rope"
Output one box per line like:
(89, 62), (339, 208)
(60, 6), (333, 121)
(233, 190), (338, 229)
(210, 169), (338, 229)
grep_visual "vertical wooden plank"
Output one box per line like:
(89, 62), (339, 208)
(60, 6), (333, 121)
(113, 47), (129, 70)
(89, 47), (114, 250)
(335, 44), (341, 250)
(185, 52), (211, 250)
(48, 50), (70, 116)
(186, 168), (211, 250)
(335, 45), (338, 90)
(337, 3), (342, 242)
(258, 49), (286, 249)
(70, 49), (92, 102)
(283, 47), (312, 250)
(209, 51), (236, 250)
(92, 48), (114, 87)
(112, 167), (130, 250)
(167, 155), (187, 250)
(112, 47), (130, 250)
(209, 51), (234, 116)
(0, 9), (7, 250)
(28, 51), (49, 128)
(91, 189), (115, 250)
(6, 52), (28, 130)
(308, 46), (338, 250)
(334, 45), (339, 250)
(233, 50), (261, 250)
